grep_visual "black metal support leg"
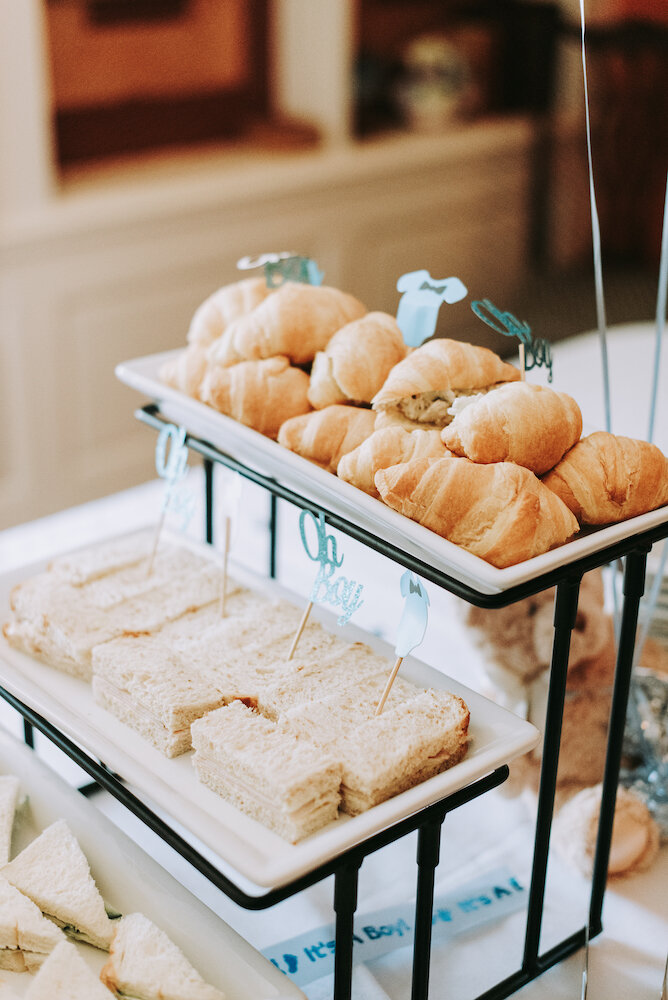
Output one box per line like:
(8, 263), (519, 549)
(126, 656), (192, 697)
(411, 810), (446, 1000)
(204, 458), (214, 545)
(589, 547), (648, 932)
(333, 860), (361, 1000)
(523, 574), (582, 969)
(23, 719), (34, 748)
(269, 492), (278, 579)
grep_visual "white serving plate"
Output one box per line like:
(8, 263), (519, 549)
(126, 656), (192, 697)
(116, 350), (668, 596)
(0, 551), (539, 890)
(0, 729), (305, 999)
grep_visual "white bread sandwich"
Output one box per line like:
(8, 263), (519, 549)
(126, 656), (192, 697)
(0, 874), (65, 972)
(3, 553), (224, 681)
(254, 641), (421, 720)
(191, 702), (343, 842)
(92, 636), (230, 758)
(0, 776), (20, 866)
(284, 687), (470, 815)
(100, 912), (226, 1000)
(1, 820), (115, 950)
(46, 530), (156, 585)
(25, 939), (114, 999)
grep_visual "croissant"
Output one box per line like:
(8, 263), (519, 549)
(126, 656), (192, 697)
(372, 339), (520, 431)
(375, 457), (579, 568)
(187, 277), (273, 346)
(442, 382), (583, 475)
(308, 312), (407, 409)
(337, 426), (448, 498)
(159, 344), (208, 398)
(278, 405), (377, 473)
(199, 356), (311, 439)
(541, 431), (668, 524)
(207, 282), (367, 368)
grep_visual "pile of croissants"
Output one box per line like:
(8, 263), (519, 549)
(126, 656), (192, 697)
(160, 277), (668, 568)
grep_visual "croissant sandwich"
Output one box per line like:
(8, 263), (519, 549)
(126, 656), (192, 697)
(278, 404), (377, 473)
(207, 282), (367, 368)
(541, 431), (668, 524)
(375, 457), (579, 568)
(159, 344), (208, 399)
(199, 355), (311, 438)
(187, 276), (273, 346)
(338, 425), (448, 498)
(441, 382), (583, 475)
(372, 338), (520, 431)
(308, 311), (407, 409)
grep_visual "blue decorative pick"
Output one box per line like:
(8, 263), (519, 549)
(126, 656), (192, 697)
(396, 269), (467, 347)
(237, 252), (324, 288)
(287, 510), (364, 659)
(376, 571), (430, 715)
(148, 423), (194, 573)
(470, 298), (553, 382)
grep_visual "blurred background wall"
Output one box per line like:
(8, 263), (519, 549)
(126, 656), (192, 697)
(0, 0), (666, 527)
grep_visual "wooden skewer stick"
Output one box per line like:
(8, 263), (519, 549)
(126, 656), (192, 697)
(146, 506), (167, 578)
(375, 655), (404, 716)
(519, 342), (526, 381)
(220, 515), (232, 617)
(287, 600), (313, 661)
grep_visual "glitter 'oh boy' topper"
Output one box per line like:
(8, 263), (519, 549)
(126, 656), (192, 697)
(237, 252), (324, 289)
(470, 298), (553, 382)
(155, 423), (195, 531)
(299, 510), (364, 626)
(396, 269), (468, 347)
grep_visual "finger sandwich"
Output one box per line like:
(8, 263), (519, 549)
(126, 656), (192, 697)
(0, 875), (65, 972)
(191, 702), (343, 843)
(282, 686), (470, 815)
(3, 548), (225, 681)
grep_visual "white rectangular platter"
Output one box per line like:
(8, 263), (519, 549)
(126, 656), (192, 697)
(116, 350), (668, 596)
(0, 729), (305, 999)
(0, 555), (539, 890)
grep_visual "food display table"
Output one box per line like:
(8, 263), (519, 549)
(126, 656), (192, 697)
(1, 322), (667, 999)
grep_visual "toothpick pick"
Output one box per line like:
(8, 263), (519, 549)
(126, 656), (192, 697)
(147, 506), (167, 577)
(220, 515), (231, 617)
(287, 600), (313, 661)
(375, 655), (404, 716)
(519, 342), (526, 381)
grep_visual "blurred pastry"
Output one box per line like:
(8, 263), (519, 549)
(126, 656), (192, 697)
(200, 356), (311, 438)
(442, 381), (582, 475)
(278, 404), (376, 473)
(308, 311), (407, 409)
(207, 282), (366, 367)
(542, 431), (668, 524)
(187, 276), (273, 347)
(338, 425), (447, 497)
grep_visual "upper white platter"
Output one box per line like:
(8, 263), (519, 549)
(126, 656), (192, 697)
(0, 729), (305, 999)
(0, 556), (539, 890)
(116, 350), (668, 596)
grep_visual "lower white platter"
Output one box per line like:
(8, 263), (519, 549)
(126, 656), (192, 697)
(116, 350), (668, 596)
(0, 729), (305, 999)
(0, 553), (539, 890)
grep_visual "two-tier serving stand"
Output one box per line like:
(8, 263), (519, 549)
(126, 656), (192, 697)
(3, 391), (667, 1000)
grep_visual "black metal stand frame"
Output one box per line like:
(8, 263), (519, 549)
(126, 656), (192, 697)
(7, 401), (667, 1000)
